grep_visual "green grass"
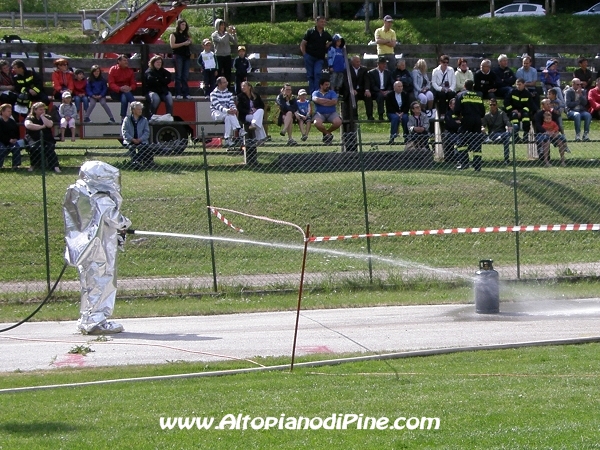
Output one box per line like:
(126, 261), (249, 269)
(2, 128), (600, 288)
(2, 278), (600, 324)
(3, 6), (600, 48)
(1, 344), (599, 448)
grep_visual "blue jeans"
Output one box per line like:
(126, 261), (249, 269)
(387, 112), (409, 138)
(303, 54), (324, 96)
(74, 95), (89, 116)
(0, 142), (23, 167)
(173, 55), (190, 97)
(567, 110), (591, 136)
(488, 131), (511, 161)
(110, 91), (135, 118)
(147, 92), (173, 115)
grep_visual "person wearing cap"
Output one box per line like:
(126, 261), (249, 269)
(492, 54), (516, 102)
(300, 16), (333, 96)
(367, 56), (393, 120)
(374, 15), (397, 71)
(295, 88), (312, 141)
(59, 91), (78, 142)
(233, 45), (251, 95)
(540, 59), (563, 102)
(198, 38), (218, 97)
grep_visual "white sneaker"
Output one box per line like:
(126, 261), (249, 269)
(86, 321), (124, 335)
(238, 128), (247, 137)
(175, 95), (183, 99)
(222, 138), (233, 147)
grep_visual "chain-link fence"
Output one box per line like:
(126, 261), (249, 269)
(1, 122), (599, 300)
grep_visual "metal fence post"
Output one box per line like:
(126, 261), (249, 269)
(201, 128), (218, 292)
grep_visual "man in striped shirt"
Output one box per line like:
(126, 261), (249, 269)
(210, 76), (245, 147)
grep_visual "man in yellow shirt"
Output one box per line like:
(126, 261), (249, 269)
(374, 15), (397, 71)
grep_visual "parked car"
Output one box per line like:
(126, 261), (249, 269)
(478, 2), (546, 18)
(0, 35), (69, 72)
(247, 53), (305, 73)
(573, 2), (600, 15)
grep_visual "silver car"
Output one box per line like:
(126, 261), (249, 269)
(573, 2), (600, 15)
(479, 2), (546, 18)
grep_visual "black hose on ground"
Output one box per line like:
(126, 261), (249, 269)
(0, 262), (68, 333)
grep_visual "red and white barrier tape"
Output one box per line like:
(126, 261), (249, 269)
(308, 223), (600, 242)
(209, 207), (244, 233)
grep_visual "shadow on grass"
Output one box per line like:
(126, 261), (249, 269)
(0, 421), (78, 435)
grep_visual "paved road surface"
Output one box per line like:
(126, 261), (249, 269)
(2, 298), (600, 373)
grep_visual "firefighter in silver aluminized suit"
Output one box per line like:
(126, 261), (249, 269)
(63, 161), (131, 335)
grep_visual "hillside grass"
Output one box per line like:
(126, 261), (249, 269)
(3, 12), (600, 48)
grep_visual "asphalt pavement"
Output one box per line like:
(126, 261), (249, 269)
(2, 298), (600, 373)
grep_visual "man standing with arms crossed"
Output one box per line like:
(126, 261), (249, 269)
(374, 15), (397, 72)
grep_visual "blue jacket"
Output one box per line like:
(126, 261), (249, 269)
(121, 114), (150, 145)
(86, 76), (108, 97)
(327, 34), (346, 73)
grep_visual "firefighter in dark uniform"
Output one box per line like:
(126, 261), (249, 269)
(454, 79), (485, 171)
(505, 78), (532, 143)
(10, 59), (50, 110)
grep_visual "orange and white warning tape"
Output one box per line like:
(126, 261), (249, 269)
(209, 207), (244, 233)
(308, 223), (600, 242)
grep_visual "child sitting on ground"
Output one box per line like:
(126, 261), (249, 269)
(59, 91), (77, 142)
(294, 89), (312, 141)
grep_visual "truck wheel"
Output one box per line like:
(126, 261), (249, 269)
(153, 123), (189, 154)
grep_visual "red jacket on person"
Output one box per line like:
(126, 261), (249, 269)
(52, 69), (74, 95)
(588, 87), (600, 114)
(108, 64), (136, 94)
